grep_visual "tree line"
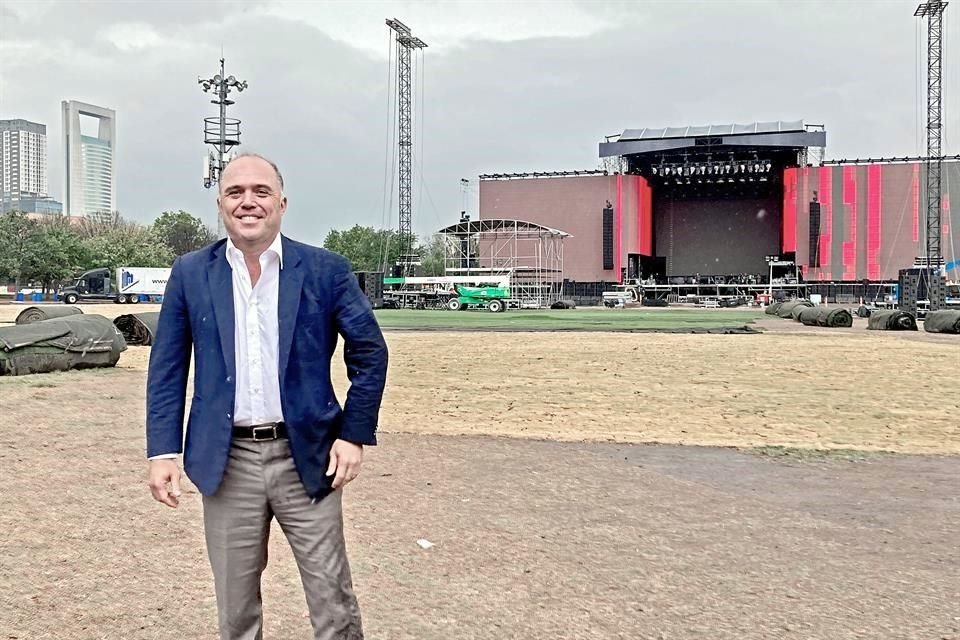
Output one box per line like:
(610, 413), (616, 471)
(0, 210), (215, 293)
(321, 225), (446, 277)
(0, 211), (447, 294)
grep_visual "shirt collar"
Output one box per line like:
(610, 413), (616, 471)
(226, 233), (284, 269)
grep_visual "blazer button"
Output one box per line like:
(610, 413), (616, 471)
(226, 376), (232, 383)
(226, 413), (232, 419)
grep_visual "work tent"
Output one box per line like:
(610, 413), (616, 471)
(0, 315), (127, 376)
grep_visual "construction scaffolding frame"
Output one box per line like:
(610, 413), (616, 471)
(436, 219), (569, 308)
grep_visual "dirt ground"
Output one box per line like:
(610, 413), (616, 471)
(6, 302), (950, 454)
(1, 303), (959, 638)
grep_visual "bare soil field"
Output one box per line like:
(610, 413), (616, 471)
(2, 303), (958, 638)
(5, 303), (951, 453)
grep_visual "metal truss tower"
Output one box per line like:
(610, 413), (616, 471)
(199, 58), (248, 238)
(386, 19), (427, 276)
(915, 1), (949, 299)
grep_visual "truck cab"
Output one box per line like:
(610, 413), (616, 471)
(61, 268), (141, 305)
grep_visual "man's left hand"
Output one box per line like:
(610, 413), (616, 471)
(326, 439), (363, 489)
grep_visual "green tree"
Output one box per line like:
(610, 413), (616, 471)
(81, 221), (173, 271)
(416, 234), (448, 277)
(25, 218), (88, 292)
(152, 210), (216, 256)
(323, 225), (405, 272)
(0, 211), (38, 290)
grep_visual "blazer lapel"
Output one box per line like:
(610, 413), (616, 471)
(277, 236), (303, 382)
(207, 243), (236, 381)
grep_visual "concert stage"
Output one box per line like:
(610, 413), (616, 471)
(478, 121), (959, 304)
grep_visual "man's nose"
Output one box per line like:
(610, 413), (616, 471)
(240, 192), (257, 207)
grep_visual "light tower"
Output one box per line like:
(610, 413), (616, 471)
(386, 19), (427, 277)
(199, 58), (248, 238)
(914, 1), (948, 306)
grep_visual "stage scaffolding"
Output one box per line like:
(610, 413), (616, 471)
(435, 219), (569, 308)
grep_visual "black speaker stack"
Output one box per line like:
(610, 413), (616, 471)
(355, 271), (385, 309)
(898, 268), (947, 315)
(602, 206), (614, 271)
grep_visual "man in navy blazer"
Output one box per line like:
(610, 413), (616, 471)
(146, 153), (387, 640)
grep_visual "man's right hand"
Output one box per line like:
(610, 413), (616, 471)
(148, 459), (182, 508)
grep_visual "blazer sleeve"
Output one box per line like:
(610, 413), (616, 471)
(331, 261), (388, 445)
(145, 256), (193, 457)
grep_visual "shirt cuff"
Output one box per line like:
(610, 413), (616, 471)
(148, 453), (179, 460)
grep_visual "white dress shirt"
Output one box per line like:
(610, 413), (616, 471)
(149, 234), (285, 461)
(225, 233), (285, 427)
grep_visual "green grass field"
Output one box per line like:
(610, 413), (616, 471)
(372, 307), (764, 331)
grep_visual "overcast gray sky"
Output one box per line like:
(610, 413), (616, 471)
(1, 0), (958, 246)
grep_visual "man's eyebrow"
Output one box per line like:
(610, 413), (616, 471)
(223, 183), (275, 191)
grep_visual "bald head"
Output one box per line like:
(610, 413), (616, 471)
(220, 153), (284, 193)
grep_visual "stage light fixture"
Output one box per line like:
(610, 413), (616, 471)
(765, 161), (772, 171)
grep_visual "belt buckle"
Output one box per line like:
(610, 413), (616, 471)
(251, 424), (277, 441)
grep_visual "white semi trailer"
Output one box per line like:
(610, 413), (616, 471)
(61, 267), (171, 304)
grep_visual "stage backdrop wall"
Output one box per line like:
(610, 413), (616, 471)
(787, 160), (960, 282)
(653, 193), (781, 277)
(479, 175), (652, 282)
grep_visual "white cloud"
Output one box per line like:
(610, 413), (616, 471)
(99, 22), (166, 52)
(258, 0), (616, 55)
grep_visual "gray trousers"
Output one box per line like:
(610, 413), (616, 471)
(202, 438), (363, 640)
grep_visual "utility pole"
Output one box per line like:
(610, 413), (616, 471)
(199, 58), (248, 238)
(915, 1), (948, 307)
(386, 19), (427, 277)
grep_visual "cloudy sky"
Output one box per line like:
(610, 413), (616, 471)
(1, 0), (958, 245)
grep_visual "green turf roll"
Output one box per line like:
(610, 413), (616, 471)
(799, 306), (853, 328)
(819, 307), (853, 328)
(866, 310), (917, 331)
(778, 300), (813, 319)
(14, 306), (83, 325)
(923, 310), (960, 334)
(0, 314), (127, 376)
(113, 312), (161, 346)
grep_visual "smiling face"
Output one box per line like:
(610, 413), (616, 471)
(218, 155), (287, 254)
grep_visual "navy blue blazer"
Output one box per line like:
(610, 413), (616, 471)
(145, 236), (388, 499)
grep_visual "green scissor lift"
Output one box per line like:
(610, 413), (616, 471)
(447, 284), (510, 312)
(383, 277), (510, 312)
